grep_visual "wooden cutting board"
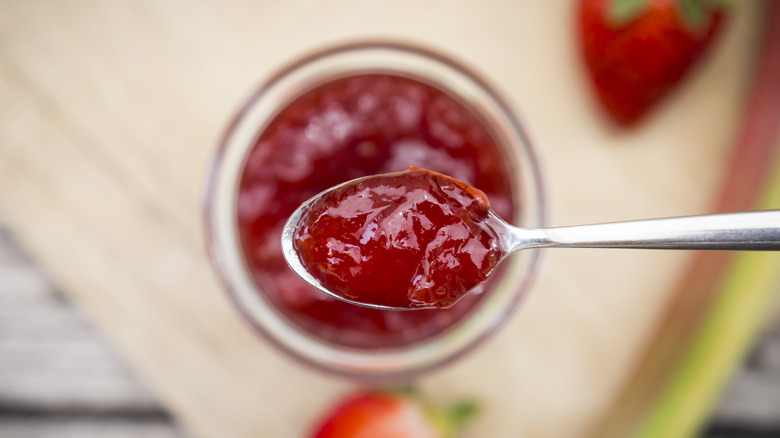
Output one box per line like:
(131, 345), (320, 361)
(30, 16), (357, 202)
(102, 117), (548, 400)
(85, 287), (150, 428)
(0, 1), (764, 437)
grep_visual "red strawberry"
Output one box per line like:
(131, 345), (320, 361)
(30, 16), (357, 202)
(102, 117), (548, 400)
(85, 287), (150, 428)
(310, 390), (477, 438)
(577, 0), (728, 126)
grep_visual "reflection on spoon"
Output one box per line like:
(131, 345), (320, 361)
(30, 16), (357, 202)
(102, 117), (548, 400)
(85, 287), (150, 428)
(282, 167), (780, 311)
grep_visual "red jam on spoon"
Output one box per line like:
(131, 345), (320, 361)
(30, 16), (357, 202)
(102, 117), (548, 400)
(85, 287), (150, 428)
(293, 167), (505, 309)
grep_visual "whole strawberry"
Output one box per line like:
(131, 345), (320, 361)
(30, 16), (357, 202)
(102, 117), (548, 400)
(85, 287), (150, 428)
(309, 390), (477, 438)
(578, 0), (728, 126)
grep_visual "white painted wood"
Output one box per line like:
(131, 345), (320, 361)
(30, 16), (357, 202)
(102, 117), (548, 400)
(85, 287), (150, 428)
(0, 420), (186, 438)
(0, 225), (165, 412)
(713, 324), (780, 426)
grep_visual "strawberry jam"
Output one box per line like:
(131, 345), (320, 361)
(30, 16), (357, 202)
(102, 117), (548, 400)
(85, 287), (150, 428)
(293, 167), (505, 309)
(237, 74), (515, 348)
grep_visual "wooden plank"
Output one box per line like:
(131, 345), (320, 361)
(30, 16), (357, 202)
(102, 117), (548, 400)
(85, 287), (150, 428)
(0, 419), (186, 438)
(0, 221), (188, 435)
(0, 225), (163, 413)
(0, 1), (768, 437)
(712, 323), (780, 427)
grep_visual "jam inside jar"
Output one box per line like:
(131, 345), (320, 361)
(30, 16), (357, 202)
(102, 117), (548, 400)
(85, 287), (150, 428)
(207, 43), (544, 378)
(239, 74), (514, 347)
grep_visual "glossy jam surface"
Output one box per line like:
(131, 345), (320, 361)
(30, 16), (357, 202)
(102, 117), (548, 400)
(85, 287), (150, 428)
(237, 74), (515, 348)
(294, 168), (504, 309)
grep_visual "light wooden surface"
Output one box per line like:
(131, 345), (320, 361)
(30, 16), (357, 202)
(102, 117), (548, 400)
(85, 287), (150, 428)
(0, 1), (772, 437)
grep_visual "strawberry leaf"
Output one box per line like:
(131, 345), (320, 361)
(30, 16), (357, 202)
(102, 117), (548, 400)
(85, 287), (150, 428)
(678, 0), (709, 29)
(608, 0), (650, 26)
(447, 400), (479, 427)
(678, 0), (733, 30)
(432, 399), (480, 438)
(706, 0), (734, 8)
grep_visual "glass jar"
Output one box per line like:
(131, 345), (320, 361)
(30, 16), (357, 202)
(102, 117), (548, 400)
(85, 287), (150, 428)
(205, 42), (546, 381)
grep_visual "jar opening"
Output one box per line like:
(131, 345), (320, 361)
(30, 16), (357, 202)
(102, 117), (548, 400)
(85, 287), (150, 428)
(205, 42), (546, 380)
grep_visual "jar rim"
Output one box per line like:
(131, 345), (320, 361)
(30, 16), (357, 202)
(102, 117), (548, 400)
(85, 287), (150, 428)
(204, 41), (547, 381)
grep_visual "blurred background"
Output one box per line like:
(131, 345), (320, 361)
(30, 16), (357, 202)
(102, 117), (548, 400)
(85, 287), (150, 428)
(1, 1), (779, 437)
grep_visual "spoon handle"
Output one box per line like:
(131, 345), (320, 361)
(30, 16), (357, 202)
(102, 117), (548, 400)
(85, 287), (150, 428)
(511, 210), (780, 252)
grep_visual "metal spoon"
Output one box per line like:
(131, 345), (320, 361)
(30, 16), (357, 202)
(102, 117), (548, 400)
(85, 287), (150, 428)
(282, 178), (780, 311)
